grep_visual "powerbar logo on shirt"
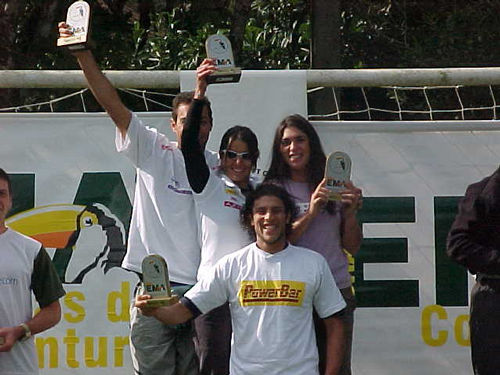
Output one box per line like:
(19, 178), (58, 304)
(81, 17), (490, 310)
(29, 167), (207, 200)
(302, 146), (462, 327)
(238, 280), (305, 306)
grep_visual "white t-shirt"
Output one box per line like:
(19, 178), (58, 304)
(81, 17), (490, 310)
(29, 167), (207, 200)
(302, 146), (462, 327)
(0, 229), (64, 375)
(117, 113), (218, 284)
(194, 171), (256, 280)
(185, 243), (346, 375)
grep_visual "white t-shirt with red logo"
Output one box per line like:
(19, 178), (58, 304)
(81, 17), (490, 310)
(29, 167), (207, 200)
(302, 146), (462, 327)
(193, 171), (256, 280)
(117, 113), (218, 284)
(185, 243), (346, 375)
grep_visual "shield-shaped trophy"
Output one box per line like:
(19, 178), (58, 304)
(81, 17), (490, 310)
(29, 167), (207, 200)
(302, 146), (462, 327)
(205, 34), (242, 84)
(141, 255), (179, 307)
(57, 1), (91, 51)
(325, 151), (352, 201)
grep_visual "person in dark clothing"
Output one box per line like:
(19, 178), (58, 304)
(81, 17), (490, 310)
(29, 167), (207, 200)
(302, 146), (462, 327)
(447, 166), (500, 375)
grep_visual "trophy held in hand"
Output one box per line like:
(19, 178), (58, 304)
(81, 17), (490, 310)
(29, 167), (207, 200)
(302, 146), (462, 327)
(142, 255), (179, 307)
(325, 151), (352, 201)
(205, 35), (242, 84)
(57, 1), (91, 51)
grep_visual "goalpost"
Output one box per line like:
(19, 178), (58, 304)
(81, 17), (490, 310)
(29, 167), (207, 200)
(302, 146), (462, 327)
(2, 67), (500, 131)
(3, 67), (500, 88)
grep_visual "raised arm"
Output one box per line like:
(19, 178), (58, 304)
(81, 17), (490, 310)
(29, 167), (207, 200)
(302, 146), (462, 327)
(181, 59), (216, 193)
(58, 22), (131, 137)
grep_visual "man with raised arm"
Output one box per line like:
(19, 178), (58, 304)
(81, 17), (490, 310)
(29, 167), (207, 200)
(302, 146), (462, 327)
(58, 23), (218, 375)
(136, 183), (347, 375)
(0, 168), (66, 375)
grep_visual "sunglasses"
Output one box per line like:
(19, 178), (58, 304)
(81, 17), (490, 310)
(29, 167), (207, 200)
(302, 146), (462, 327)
(221, 150), (253, 161)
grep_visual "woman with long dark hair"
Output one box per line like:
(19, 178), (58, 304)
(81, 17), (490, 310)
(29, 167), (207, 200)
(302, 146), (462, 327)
(264, 114), (362, 375)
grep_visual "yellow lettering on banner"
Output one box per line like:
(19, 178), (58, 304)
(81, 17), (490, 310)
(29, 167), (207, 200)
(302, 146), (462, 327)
(421, 305), (471, 347)
(454, 314), (471, 346)
(107, 281), (130, 322)
(36, 336), (58, 368)
(36, 332), (130, 369)
(113, 336), (129, 367)
(64, 328), (80, 368)
(64, 291), (86, 323)
(85, 336), (108, 367)
(421, 304), (448, 346)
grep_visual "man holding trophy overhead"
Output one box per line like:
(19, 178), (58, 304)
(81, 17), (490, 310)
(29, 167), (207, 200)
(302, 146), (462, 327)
(57, 1), (220, 374)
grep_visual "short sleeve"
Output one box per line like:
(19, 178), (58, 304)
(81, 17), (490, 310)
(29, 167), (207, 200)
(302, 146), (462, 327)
(313, 257), (346, 318)
(115, 112), (160, 167)
(31, 247), (66, 308)
(184, 261), (229, 314)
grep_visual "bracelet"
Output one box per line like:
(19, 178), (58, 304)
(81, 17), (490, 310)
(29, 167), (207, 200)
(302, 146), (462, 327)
(18, 323), (32, 342)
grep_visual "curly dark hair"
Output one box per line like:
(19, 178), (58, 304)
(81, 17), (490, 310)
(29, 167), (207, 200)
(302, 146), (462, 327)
(240, 183), (298, 239)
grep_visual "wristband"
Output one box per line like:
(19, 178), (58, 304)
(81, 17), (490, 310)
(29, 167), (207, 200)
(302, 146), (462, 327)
(18, 323), (31, 342)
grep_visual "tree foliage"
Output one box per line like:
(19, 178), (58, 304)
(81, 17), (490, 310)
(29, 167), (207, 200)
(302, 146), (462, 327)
(342, 0), (500, 68)
(3, 1), (500, 71)
(129, 0), (310, 70)
(2, 0), (500, 114)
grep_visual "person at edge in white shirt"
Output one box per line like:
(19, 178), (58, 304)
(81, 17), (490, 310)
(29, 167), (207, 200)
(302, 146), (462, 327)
(0, 168), (66, 375)
(180, 59), (261, 374)
(136, 183), (346, 375)
(58, 23), (219, 375)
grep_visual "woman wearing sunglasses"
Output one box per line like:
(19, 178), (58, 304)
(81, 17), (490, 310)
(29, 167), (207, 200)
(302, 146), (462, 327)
(264, 114), (362, 375)
(181, 59), (260, 375)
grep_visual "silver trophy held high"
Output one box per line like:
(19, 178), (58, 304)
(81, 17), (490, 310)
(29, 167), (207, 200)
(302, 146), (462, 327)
(325, 151), (352, 201)
(205, 34), (242, 84)
(57, 1), (91, 51)
(141, 255), (179, 307)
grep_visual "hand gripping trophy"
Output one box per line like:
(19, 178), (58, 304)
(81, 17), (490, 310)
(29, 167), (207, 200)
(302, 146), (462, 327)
(141, 255), (179, 307)
(205, 34), (242, 84)
(325, 151), (352, 201)
(57, 1), (91, 51)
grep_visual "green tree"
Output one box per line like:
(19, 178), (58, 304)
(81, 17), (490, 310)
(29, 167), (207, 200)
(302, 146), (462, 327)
(2, 0), (500, 118)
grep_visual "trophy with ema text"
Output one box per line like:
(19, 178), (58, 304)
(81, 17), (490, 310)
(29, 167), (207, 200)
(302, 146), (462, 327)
(142, 255), (179, 307)
(325, 151), (352, 201)
(205, 34), (242, 84)
(57, 1), (91, 51)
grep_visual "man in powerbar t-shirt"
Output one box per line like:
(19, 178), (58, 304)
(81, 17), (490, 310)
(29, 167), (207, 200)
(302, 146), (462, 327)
(136, 184), (346, 375)
(0, 168), (66, 375)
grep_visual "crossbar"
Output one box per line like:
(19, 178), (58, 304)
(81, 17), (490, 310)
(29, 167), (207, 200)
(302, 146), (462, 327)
(2, 67), (500, 89)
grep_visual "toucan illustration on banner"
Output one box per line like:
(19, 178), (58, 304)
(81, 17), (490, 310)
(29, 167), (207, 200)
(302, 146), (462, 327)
(6, 203), (127, 284)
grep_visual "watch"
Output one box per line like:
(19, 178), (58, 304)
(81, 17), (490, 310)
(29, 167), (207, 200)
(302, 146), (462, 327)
(18, 323), (31, 342)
